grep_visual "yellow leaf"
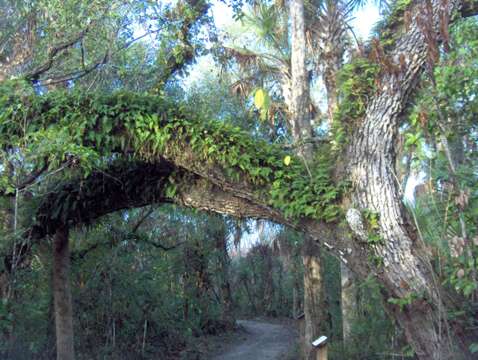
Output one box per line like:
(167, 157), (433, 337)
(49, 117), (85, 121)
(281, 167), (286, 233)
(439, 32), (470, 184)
(283, 155), (291, 166)
(254, 88), (266, 109)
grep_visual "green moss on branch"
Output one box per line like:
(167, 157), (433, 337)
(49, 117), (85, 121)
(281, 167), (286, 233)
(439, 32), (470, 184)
(0, 81), (344, 222)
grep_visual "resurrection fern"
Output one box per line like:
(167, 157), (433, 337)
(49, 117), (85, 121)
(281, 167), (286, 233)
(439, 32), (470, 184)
(0, 80), (344, 222)
(332, 58), (379, 148)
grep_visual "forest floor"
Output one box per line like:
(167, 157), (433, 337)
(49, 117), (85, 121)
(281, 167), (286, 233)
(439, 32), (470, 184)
(208, 319), (299, 360)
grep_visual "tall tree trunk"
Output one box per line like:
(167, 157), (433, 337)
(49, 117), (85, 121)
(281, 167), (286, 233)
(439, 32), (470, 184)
(52, 226), (75, 360)
(302, 237), (325, 360)
(319, 1), (346, 127)
(317, 3), (355, 343)
(290, 2), (328, 355)
(346, 94), (466, 359)
(340, 263), (356, 342)
(290, 0), (313, 159)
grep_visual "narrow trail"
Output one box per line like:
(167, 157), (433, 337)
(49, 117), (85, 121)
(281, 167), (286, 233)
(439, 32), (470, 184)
(211, 320), (298, 360)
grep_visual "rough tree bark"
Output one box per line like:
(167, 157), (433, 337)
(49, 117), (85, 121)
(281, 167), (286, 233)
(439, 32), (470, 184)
(52, 226), (75, 360)
(290, 0), (314, 159)
(317, 1), (347, 124)
(344, 1), (474, 357)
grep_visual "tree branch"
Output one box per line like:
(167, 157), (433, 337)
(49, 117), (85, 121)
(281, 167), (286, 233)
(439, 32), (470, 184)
(25, 29), (89, 81)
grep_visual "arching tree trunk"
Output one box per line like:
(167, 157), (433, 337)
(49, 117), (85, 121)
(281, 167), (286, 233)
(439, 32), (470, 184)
(14, 3), (478, 358)
(346, 79), (468, 360)
(52, 226), (75, 360)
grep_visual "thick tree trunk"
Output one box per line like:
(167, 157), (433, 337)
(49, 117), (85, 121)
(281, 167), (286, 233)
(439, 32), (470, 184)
(302, 237), (326, 360)
(342, 2), (477, 358)
(52, 226), (75, 360)
(346, 76), (467, 360)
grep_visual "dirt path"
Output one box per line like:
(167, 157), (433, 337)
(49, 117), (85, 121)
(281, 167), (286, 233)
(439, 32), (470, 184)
(211, 320), (298, 360)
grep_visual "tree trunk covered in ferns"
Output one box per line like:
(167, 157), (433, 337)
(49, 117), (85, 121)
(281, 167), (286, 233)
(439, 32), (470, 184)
(313, 0), (351, 345)
(319, 8), (356, 341)
(52, 226), (75, 360)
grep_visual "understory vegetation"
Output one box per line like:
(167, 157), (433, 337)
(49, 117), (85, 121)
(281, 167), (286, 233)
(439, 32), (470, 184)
(1, 0), (478, 359)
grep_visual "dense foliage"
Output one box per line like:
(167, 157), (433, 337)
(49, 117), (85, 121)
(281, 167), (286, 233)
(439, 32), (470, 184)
(1, 0), (478, 359)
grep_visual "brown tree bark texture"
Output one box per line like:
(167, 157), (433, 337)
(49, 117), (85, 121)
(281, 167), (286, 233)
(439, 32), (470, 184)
(53, 226), (75, 360)
(302, 238), (325, 360)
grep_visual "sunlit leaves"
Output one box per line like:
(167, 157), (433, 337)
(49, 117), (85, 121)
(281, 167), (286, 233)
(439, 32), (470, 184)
(253, 88), (270, 122)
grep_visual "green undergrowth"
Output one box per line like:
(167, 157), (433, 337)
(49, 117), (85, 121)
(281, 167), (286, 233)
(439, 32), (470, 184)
(0, 80), (344, 222)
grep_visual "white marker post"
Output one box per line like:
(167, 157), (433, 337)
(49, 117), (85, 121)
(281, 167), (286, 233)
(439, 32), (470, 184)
(312, 335), (328, 360)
